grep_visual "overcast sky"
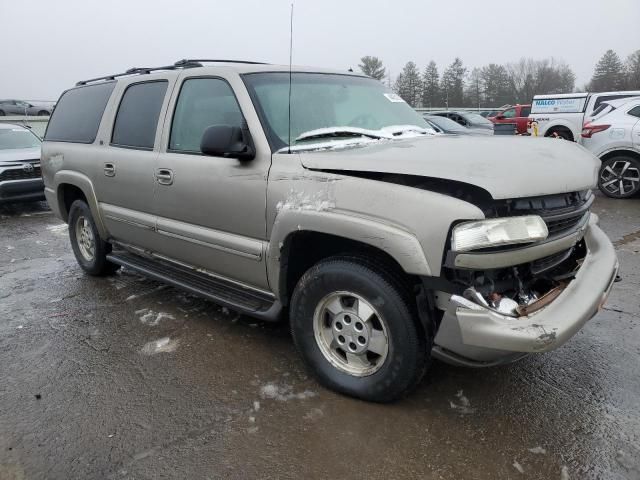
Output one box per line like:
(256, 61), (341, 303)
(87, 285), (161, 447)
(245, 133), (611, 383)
(2, 0), (639, 100)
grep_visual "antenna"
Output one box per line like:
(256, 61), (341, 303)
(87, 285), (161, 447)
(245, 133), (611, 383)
(287, 3), (294, 154)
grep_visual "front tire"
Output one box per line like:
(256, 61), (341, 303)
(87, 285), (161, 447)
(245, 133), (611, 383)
(598, 156), (640, 199)
(68, 200), (120, 276)
(290, 257), (429, 402)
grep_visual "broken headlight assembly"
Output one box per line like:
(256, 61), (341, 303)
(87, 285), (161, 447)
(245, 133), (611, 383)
(451, 216), (548, 252)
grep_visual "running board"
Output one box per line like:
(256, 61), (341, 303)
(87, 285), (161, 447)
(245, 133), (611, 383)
(106, 251), (282, 321)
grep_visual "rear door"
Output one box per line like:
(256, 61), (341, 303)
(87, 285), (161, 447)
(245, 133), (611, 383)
(92, 78), (173, 249)
(152, 72), (272, 290)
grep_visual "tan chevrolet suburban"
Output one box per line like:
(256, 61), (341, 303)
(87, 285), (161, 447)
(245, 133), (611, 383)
(41, 59), (619, 402)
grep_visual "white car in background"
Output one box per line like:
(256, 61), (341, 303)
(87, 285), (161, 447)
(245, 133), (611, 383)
(528, 90), (640, 142)
(581, 98), (640, 198)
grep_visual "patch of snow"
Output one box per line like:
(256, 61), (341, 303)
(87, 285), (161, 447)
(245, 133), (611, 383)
(512, 461), (524, 474)
(248, 416), (255, 423)
(138, 310), (175, 326)
(528, 446), (546, 455)
(259, 382), (316, 401)
(253, 401), (260, 412)
(46, 224), (68, 235)
(6, 245), (15, 250)
(303, 408), (324, 421)
(141, 337), (179, 355)
(560, 466), (570, 480)
(449, 390), (475, 414)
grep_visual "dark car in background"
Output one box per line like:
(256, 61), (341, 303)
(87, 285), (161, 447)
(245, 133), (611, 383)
(423, 114), (493, 135)
(428, 111), (494, 134)
(0, 123), (44, 203)
(0, 99), (53, 116)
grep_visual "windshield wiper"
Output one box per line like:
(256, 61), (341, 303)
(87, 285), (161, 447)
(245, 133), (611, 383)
(295, 127), (391, 143)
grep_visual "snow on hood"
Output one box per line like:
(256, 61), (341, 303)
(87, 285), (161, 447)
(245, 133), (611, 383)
(298, 135), (599, 200)
(0, 147), (41, 165)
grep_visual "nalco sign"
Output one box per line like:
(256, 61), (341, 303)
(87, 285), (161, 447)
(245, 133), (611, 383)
(531, 97), (587, 114)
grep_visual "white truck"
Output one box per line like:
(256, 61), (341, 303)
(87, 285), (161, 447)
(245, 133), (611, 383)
(528, 90), (640, 142)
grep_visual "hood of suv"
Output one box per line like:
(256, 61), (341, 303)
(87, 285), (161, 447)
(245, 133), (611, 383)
(299, 136), (598, 200)
(0, 147), (41, 165)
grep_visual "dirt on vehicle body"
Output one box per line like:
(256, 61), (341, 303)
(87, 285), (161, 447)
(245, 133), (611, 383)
(41, 59), (618, 401)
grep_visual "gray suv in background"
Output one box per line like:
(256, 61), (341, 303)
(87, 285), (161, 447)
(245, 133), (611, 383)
(41, 59), (618, 402)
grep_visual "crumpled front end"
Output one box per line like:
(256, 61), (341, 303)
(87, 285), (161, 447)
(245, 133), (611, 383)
(430, 191), (619, 366)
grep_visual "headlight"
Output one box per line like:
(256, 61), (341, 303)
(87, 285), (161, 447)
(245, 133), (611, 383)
(451, 215), (548, 252)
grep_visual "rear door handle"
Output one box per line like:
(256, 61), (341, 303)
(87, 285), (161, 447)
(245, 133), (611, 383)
(155, 168), (174, 185)
(104, 163), (116, 177)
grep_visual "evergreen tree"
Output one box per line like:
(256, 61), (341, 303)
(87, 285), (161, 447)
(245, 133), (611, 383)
(465, 67), (483, 108)
(394, 61), (421, 107)
(421, 61), (441, 108)
(589, 50), (625, 91)
(481, 64), (512, 106)
(358, 56), (386, 81)
(441, 58), (466, 107)
(625, 50), (640, 90)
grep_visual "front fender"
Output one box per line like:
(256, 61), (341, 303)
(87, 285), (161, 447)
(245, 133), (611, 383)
(267, 208), (431, 297)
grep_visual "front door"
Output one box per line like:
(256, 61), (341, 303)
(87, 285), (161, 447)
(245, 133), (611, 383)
(152, 75), (271, 290)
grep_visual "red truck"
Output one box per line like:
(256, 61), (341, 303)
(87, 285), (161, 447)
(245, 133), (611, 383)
(489, 104), (531, 134)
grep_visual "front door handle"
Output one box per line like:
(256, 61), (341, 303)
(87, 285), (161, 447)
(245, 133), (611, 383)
(104, 163), (116, 177)
(155, 168), (174, 185)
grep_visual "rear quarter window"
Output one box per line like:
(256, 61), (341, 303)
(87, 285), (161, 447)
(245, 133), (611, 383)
(44, 82), (116, 143)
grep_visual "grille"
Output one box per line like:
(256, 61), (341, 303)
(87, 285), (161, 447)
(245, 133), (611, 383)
(544, 212), (587, 236)
(0, 165), (41, 181)
(531, 247), (574, 274)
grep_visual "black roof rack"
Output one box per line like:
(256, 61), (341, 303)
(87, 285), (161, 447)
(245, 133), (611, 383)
(76, 59), (269, 86)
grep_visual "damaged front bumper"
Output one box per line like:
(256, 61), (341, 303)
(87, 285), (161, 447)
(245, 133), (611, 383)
(432, 217), (618, 366)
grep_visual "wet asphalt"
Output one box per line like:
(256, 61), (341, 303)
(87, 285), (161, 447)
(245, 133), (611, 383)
(0, 195), (639, 480)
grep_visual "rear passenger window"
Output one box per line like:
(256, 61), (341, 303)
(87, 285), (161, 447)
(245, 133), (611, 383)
(628, 106), (640, 118)
(111, 81), (168, 149)
(45, 82), (115, 143)
(520, 106), (531, 117)
(169, 78), (243, 153)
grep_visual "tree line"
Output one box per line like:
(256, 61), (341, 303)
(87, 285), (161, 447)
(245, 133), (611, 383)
(358, 49), (640, 108)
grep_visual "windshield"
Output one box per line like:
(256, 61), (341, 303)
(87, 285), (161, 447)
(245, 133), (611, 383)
(425, 115), (467, 132)
(462, 113), (493, 125)
(0, 127), (41, 150)
(243, 72), (429, 150)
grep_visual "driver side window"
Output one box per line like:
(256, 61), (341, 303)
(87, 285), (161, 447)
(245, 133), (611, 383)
(169, 78), (243, 154)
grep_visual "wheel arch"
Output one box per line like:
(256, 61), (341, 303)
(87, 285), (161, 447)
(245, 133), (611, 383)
(600, 148), (640, 163)
(53, 171), (107, 237)
(267, 209), (431, 305)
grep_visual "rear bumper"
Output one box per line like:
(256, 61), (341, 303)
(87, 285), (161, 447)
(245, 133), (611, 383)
(433, 218), (618, 365)
(0, 178), (45, 203)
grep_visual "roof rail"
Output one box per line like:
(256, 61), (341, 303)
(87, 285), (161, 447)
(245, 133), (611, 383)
(76, 58), (268, 86)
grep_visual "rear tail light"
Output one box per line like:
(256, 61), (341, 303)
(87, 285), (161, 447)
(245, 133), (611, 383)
(581, 124), (610, 138)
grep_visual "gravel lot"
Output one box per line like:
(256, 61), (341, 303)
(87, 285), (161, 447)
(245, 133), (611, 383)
(1, 194), (639, 480)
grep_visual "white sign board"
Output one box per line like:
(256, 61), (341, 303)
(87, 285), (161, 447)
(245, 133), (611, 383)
(531, 97), (587, 114)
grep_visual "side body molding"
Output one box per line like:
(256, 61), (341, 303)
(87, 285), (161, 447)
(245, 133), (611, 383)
(266, 208), (432, 298)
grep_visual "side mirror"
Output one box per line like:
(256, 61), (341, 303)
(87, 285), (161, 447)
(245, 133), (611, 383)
(200, 125), (255, 160)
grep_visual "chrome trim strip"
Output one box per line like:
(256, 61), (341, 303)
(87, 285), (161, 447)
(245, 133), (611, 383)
(104, 214), (154, 231)
(156, 228), (261, 260)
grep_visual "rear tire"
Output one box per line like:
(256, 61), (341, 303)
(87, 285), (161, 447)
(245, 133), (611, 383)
(547, 128), (573, 141)
(598, 155), (640, 199)
(68, 200), (120, 276)
(290, 256), (429, 402)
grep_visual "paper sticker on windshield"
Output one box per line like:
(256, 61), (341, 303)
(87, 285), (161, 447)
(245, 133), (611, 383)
(384, 93), (405, 103)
